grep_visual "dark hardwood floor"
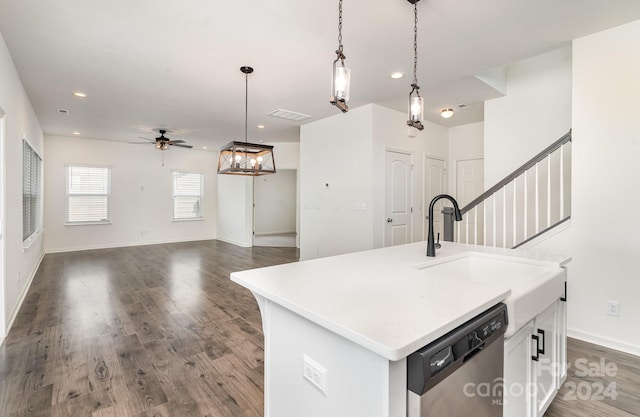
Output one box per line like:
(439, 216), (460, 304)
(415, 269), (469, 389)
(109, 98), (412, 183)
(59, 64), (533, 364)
(545, 338), (640, 417)
(0, 240), (298, 417)
(0, 240), (638, 416)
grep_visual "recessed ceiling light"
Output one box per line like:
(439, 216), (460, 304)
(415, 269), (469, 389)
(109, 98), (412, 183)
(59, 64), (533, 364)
(73, 92), (87, 98)
(202, 146), (208, 150)
(390, 72), (404, 79)
(72, 131), (80, 135)
(257, 124), (265, 129)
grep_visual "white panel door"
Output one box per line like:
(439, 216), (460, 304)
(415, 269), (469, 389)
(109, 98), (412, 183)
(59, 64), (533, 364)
(456, 159), (484, 206)
(456, 158), (484, 244)
(424, 157), (446, 241)
(385, 150), (413, 247)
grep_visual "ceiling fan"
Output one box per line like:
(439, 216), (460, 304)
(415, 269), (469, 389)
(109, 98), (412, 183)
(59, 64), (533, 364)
(130, 129), (193, 150)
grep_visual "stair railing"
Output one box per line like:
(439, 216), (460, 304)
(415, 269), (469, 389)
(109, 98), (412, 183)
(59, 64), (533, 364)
(454, 130), (572, 249)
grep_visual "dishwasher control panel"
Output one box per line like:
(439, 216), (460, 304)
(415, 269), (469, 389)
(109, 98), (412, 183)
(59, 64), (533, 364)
(469, 313), (507, 349)
(407, 303), (508, 395)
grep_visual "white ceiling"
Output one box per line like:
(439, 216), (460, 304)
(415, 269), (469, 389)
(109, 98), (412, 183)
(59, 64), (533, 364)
(2, 0), (640, 151)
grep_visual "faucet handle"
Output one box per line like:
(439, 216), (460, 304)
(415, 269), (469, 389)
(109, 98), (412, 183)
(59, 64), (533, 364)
(435, 232), (441, 249)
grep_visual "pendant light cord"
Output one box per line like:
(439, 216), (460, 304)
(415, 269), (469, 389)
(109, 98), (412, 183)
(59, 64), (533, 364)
(412, 2), (418, 87)
(336, 0), (345, 61)
(244, 71), (248, 143)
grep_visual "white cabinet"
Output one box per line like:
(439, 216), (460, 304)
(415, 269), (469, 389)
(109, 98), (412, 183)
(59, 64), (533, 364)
(504, 320), (534, 417)
(534, 301), (558, 415)
(504, 297), (567, 417)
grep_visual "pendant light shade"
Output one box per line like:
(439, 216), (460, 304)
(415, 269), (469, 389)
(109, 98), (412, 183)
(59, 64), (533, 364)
(406, 0), (425, 131)
(217, 66), (276, 176)
(330, 0), (350, 113)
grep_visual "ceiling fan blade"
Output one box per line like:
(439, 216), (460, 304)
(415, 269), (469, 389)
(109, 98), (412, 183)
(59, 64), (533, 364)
(172, 143), (193, 149)
(129, 141), (153, 144)
(169, 139), (185, 144)
(137, 137), (155, 142)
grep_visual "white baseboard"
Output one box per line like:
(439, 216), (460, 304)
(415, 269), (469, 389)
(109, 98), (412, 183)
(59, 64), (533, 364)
(216, 236), (253, 248)
(45, 235), (217, 254)
(568, 328), (640, 357)
(254, 230), (296, 236)
(5, 250), (45, 337)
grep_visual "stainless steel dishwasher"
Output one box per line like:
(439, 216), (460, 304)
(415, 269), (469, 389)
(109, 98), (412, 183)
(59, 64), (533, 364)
(407, 303), (508, 417)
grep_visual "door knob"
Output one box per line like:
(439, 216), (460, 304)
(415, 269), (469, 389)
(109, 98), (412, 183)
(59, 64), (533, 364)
(387, 218), (393, 223)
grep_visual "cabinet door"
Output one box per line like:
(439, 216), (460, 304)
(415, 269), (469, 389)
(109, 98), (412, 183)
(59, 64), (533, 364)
(534, 302), (558, 416)
(504, 322), (534, 417)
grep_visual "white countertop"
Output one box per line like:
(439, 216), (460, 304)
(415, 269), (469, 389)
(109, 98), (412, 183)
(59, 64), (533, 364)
(231, 241), (571, 361)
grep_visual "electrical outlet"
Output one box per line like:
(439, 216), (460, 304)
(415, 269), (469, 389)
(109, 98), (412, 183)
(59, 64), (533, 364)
(607, 300), (620, 317)
(303, 354), (327, 395)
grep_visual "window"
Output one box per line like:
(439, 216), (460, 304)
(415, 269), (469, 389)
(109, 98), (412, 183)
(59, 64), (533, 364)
(173, 171), (203, 220)
(23, 139), (42, 243)
(66, 165), (111, 224)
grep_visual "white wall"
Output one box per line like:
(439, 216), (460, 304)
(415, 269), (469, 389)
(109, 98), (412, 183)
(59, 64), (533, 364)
(254, 169), (297, 235)
(484, 47), (572, 187)
(371, 105), (449, 245)
(300, 104), (449, 260)
(44, 135), (217, 252)
(0, 33), (45, 339)
(533, 20), (640, 355)
(216, 141), (300, 247)
(300, 105), (374, 260)
(448, 121), (484, 202)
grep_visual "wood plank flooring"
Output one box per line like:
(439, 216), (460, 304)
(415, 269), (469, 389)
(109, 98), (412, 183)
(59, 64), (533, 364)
(545, 337), (640, 417)
(0, 240), (298, 417)
(1, 239), (639, 416)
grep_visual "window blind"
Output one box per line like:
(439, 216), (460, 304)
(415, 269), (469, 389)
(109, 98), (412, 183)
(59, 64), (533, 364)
(173, 171), (203, 219)
(23, 140), (42, 241)
(67, 165), (110, 224)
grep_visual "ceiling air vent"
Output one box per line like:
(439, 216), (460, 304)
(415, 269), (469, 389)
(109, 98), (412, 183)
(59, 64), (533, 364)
(268, 109), (311, 122)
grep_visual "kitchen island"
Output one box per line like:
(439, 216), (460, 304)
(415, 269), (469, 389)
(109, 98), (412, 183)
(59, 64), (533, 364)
(231, 241), (570, 417)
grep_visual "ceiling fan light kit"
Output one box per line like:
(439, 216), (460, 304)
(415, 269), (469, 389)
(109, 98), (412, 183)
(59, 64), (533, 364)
(130, 129), (193, 150)
(217, 66), (276, 176)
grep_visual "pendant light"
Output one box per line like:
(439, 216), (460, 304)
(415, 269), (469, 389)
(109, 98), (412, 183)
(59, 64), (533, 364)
(407, 0), (424, 131)
(217, 66), (276, 176)
(330, 0), (350, 113)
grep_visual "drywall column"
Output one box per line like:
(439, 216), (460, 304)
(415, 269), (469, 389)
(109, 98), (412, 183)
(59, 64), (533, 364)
(216, 174), (254, 247)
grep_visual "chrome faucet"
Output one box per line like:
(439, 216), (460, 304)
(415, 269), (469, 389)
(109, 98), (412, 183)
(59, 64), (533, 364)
(427, 194), (463, 257)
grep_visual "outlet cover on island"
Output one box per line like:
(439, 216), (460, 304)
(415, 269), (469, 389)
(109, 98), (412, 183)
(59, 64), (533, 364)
(303, 354), (327, 395)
